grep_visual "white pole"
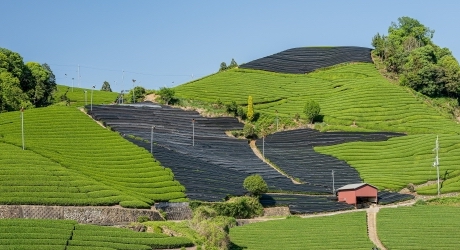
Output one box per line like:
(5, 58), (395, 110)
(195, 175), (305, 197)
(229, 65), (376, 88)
(72, 78), (74, 92)
(91, 86), (95, 111)
(150, 126), (154, 154)
(262, 136), (265, 157)
(84, 90), (87, 106)
(332, 170), (335, 195)
(192, 119), (195, 146)
(433, 135), (440, 196)
(122, 70), (124, 102)
(132, 79), (136, 103)
(21, 107), (24, 150)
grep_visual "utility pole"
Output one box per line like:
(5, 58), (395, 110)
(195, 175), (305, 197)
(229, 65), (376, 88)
(275, 110), (279, 131)
(132, 79), (136, 103)
(192, 119), (195, 146)
(433, 135), (440, 196)
(90, 85), (95, 111)
(72, 77), (74, 92)
(122, 70), (124, 95)
(21, 107), (25, 150)
(262, 135), (265, 158)
(84, 90), (87, 106)
(150, 126), (155, 154)
(332, 170), (335, 195)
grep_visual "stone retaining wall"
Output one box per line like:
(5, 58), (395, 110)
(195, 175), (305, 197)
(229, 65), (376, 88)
(154, 202), (192, 220)
(263, 206), (290, 217)
(0, 205), (163, 225)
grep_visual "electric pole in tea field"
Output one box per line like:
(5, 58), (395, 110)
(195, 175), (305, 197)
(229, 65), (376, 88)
(433, 135), (440, 196)
(192, 119), (195, 146)
(20, 107), (25, 150)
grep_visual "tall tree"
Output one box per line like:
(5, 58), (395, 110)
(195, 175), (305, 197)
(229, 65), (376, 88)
(101, 81), (112, 92)
(219, 62), (227, 72)
(229, 58), (238, 69)
(247, 95), (254, 121)
(24, 62), (56, 107)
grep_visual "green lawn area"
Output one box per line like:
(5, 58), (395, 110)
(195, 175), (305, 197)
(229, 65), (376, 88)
(0, 106), (186, 208)
(378, 205), (460, 249)
(230, 212), (374, 250)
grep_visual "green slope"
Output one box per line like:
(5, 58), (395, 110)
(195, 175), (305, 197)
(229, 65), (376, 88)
(175, 63), (460, 134)
(315, 134), (460, 193)
(0, 106), (186, 207)
(230, 212), (373, 250)
(54, 85), (119, 107)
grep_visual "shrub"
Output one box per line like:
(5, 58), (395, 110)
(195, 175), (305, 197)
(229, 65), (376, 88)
(304, 99), (321, 124)
(243, 174), (268, 197)
(211, 196), (264, 219)
(243, 123), (255, 138)
(137, 216), (149, 223)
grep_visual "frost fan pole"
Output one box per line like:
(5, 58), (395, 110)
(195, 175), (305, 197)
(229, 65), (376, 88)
(150, 126), (155, 154)
(433, 135), (440, 196)
(332, 170), (335, 195)
(192, 119), (195, 146)
(21, 107), (25, 150)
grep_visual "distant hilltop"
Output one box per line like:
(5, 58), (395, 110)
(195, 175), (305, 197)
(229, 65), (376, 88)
(239, 46), (373, 74)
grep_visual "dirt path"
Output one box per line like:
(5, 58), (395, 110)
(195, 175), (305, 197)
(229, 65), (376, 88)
(79, 107), (106, 128)
(367, 206), (386, 250)
(249, 140), (301, 184)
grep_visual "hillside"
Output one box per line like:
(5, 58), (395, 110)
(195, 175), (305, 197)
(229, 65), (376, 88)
(0, 105), (186, 208)
(54, 85), (119, 107)
(239, 46), (373, 74)
(175, 63), (459, 134)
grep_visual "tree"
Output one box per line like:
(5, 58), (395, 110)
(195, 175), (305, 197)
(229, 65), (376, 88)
(24, 62), (56, 107)
(243, 174), (268, 197)
(304, 99), (320, 124)
(101, 81), (112, 92)
(157, 87), (175, 105)
(229, 58), (238, 69)
(0, 71), (31, 112)
(219, 62), (227, 72)
(247, 95), (254, 121)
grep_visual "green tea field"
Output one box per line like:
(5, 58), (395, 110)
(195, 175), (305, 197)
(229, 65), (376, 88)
(230, 212), (373, 250)
(0, 105), (186, 208)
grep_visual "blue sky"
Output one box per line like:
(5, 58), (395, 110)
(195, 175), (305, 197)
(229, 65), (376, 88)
(2, 1), (459, 92)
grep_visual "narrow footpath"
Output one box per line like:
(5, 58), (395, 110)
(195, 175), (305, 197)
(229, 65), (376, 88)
(367, 206), (386, 250)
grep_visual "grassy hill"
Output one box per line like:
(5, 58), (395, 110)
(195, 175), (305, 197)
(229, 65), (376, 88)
(174, 62), (460, 193)
(0, 105), (186, 208)
(315, 134), (460, 193)
(230, 212), (373, 249)
(54, 85), (119, 107)
(175, 63), (459, 134)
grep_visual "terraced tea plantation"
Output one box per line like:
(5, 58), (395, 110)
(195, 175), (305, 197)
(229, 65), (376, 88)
(0, 219), (193, 250)
(377, 205), (460, 249)
(0, 106), (186, 208)
(175, 63), (460, 134)
(230, 212), (374, 249)
(55, 85), (118, 107)
(239, 46), (373, 74)
(315, 134), (460, 193)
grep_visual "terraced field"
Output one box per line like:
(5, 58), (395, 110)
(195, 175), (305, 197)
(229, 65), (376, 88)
(55, 85), (118, 107)
(230, 212), (374, 249)
(175, 63), (460, 134)
(0, 106), (186, 208)
(315, 134), (460, 193)
(239, 46), (373, 74)
(0, 219), (193, 249)
(378, 205), (460, 249)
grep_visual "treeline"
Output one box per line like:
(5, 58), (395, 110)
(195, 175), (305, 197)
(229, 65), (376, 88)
(372, 17), (460, 98)
(0, 47), (56, 112)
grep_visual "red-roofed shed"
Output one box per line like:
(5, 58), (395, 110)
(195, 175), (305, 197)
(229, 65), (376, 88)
(337, 183), (378, 205)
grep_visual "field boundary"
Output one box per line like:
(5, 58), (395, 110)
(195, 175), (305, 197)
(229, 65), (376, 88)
(0, 205), (163, 225)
